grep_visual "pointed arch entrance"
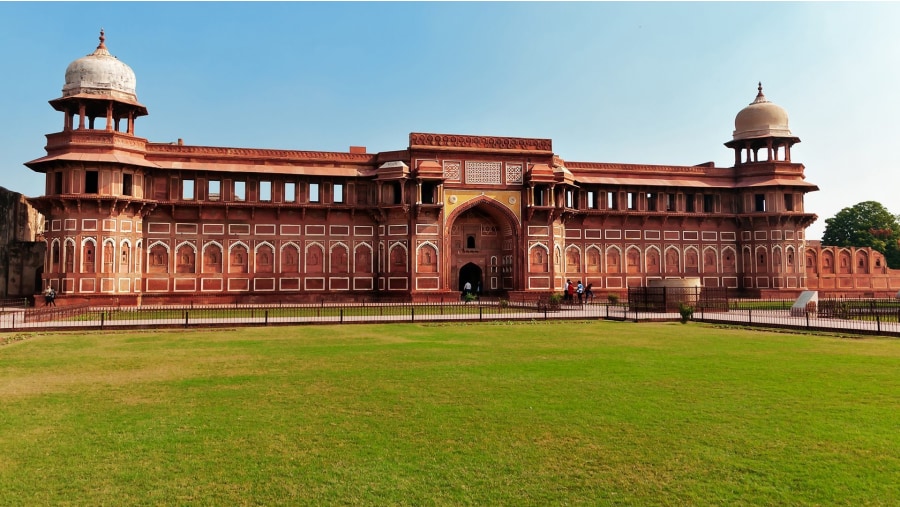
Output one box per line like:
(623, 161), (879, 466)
(444, 197), (520, 294)
(459, 262), (482, 294)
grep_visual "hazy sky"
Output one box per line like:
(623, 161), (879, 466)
(2, 2), (898, 240)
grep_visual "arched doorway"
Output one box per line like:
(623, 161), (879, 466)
(459, 262), (482, 295)
(446, 199), (519, 294)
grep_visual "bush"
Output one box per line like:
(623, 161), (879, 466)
(607, 294), (620, 305)
(548, 293), (563, 305)
(679, 303), (694, 324)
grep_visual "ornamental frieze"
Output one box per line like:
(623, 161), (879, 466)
(410, 133), (552, 152)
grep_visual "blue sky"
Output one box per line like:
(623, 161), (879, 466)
(2, 2), (899, 240)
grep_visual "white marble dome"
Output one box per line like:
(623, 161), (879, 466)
(62, 30), (138, 103)
(732, 83), (793, 141)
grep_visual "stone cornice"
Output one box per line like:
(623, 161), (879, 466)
(409, 133), (552, 153)
(146, 143), (378, 164)
(565, 161), (724, 174)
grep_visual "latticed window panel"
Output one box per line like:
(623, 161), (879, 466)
(506, 163), (523, 184)
(465, 161), (502, 185)
(443, 161), (461, 181)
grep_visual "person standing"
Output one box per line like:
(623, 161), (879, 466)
(576, 281), (584, 304)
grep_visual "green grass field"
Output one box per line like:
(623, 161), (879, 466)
(1, 321), (898, 505)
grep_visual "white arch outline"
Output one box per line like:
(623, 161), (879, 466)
(305, 241), (326, 274)
(147, 240), (170, 273)
(254, 241), (276, 273)
(280, 241), (301, 273)
(353, 242), (373, 273)
(644, 245), (662, 274)
(80, 237), (97, 274)
(702, 246), (719, 274)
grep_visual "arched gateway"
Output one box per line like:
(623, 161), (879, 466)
(444, 198), (520, 295)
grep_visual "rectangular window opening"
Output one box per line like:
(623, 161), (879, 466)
(686, 193), (695, 213)
(587, 191), (595, 210)
(422, 182), (436, 205)
(607, 191), (617, 210)
(85, 171), (99, 194)
(334, 183), (344, 204)
(647, 192), (658, 212)
(755, 193), (767, 212)
(54, 172), (63, 194)
(182, 179), (195, 200)
(122, 173), (133, 196)
(284, 182), (296, 203)
(784, 193), (794, 211)
(667, 193), (676, 212)
(208, 180), (221, 201)
(234, 181), (246, 202)
(260, 181), (272, 202)
(703, 194), (714, 213)
(310, 182), (320, 203)
(627, 192), (637, 210)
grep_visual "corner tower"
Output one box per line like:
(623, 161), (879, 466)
(27, 31), (154, 300)
(726, 83), (817, 294)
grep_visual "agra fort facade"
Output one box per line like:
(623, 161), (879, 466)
(31, 32), (883, 304)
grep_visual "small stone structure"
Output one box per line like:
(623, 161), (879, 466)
(790, 290), (818, 316)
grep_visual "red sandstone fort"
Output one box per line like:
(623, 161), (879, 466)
(7, 32), (899, 304)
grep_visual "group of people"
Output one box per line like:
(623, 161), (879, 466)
(564, 279), (593, 304)
(43, 287), (57, 307)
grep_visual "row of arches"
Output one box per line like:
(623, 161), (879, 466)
(49, 237), (140, 275)
(805, 248), (882, 276)
(529, 244), (805, 275)
(46, 238), (418, 276)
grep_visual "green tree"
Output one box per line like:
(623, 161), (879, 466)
(821, 201), (900, 268)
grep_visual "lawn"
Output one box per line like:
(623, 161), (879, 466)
(1, 321), (898, 506)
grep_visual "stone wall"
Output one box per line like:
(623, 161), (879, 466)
(0, 186), (46, 298)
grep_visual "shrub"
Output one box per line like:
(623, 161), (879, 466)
(548, 293), (563, 305)
(607, 293), (620, 305)
(679, 303), (694, 324)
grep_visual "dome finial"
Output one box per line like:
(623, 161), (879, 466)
(752, 81), (768, 104)
(98, 28), (106, 50)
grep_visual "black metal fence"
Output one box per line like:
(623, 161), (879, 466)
(628, 286), (730, 312)
(2, 295), (898, 337)
(2, 299), (627, 331)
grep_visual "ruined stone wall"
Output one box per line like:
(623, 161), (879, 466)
(0, 186), (46, 298)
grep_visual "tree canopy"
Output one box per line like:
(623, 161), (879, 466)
(821, 201), (900, 268)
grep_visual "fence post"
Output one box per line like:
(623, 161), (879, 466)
(806, 311), (810, 329)
(340, 308), (344, 324)
(11, 313), (15, 330)
(877, 314), (881, 334)
(100, 311), (105, 330)
(185, 311), (189, 328)
(748, 308), (752, 325)
(265, 310), (269, 326)
(411, 307), (415, 322)
(479, 306), (483, 321)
